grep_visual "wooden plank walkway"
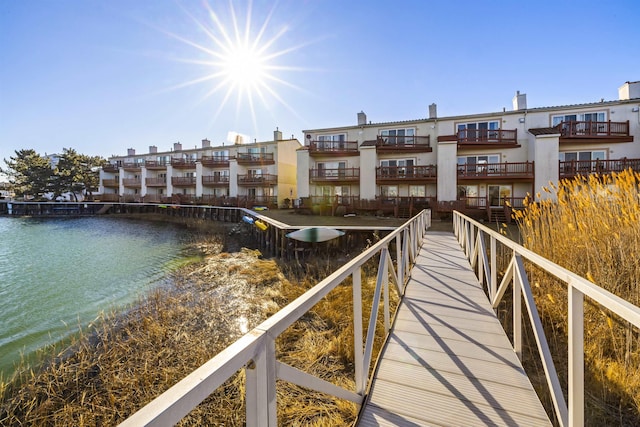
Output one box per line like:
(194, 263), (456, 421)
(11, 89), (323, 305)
(357, 231), (551, 426)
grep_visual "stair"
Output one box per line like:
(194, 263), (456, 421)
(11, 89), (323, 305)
(489, 209), (507, 224)
(97, 204), (113, 214)
(397, 205), (411, 218)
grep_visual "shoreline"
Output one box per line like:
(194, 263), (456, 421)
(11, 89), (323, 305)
(1, 216), (376, 425)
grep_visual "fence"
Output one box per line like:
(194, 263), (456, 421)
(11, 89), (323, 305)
(453, 211), (640, 427)
(119, 210), (431, 426)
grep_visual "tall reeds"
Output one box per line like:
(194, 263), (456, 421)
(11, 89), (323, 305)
(1, 234), (393, 425)
(514, 169), (640, 424)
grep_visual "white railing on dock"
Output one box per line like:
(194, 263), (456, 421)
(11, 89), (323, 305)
(119, 210), (431, 426)
(453, 211), (640, 427)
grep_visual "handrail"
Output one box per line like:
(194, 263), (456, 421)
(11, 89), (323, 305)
(119, 210), (431, 426)
(453, 211), (640, 427)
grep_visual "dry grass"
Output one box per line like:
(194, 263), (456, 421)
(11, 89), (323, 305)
(1, 231), (396, 426)
(513, 169), (640, 425)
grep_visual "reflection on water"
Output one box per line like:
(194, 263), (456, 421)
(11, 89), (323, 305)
(0, 217), (196, 378)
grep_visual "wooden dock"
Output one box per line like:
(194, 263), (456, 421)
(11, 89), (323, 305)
(357, 231), (551, 426)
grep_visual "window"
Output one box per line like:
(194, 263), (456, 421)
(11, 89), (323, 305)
(457, 155), (500, 174)
(380, 128), (415, 145)
(552, 112), (606, 126)
(317, 161), (346, 177)
(560, 151), (606, 172)
(409, 185), (425, 197)
(380, 159), (414, 176)
(213, 150), (229, 159)
(157, 155), (170, 165)
(488, 185), (512, 207)
(380, 185), (398, 198)
(457, 121), (500, 141)
(457, 185), (481, 207)
(317, 134), (346, 150)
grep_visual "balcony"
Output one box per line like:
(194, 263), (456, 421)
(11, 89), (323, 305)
(145, 160), (169, 170)
(559, 157), (640, 179)
(202, 175), (230, 187)
(171, 176), (197, 186)
(376, 165), (437, 183)
(201, 155), (231, 167)
(122, 178), (142, 187)
(102, 179), (119, 187)
(171, 158), (197, 169)
(438, 129), (519, 148)
(237, 174), (277, 186)
(556, 120), (632, 143)
(307, 140), (359, 157)
(237, 153), (275, 165)
(372, 135), (432, 153)
(145, 177), (167, 187)
(122, 162), (142, 171)
(103, 164), (119, 173)
(457, 161), (534, 181)
(310, 167), (360, 183)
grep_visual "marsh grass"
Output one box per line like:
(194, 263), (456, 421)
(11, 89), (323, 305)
(1, 230), (395, 425)
(513, 169), (640, 425)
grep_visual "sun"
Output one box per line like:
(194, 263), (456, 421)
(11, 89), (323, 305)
(157, 1), (308, 130)
(219, 42), (268, 91)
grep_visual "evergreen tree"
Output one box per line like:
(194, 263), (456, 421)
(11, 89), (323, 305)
(0, 149), (53, 199)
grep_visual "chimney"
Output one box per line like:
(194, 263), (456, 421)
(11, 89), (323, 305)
(273, 127), (282, 141)
(149, 145), (157, 154)
(174, 142), (182, 151)
(619, 81), (640, 100)
(127, 148), (135, 156)
(201, 139), (211, 148)
(512, 91), (527, 110)
(357, 111), (367, 126)
(234, 134), (243, 145)
(428, 103), (437, 119)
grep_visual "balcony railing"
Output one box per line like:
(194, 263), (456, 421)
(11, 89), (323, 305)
(103, 164), (119, 172)
(171, 158), (197, 168)
(122, 178), (142, 187)
(375, 135), (431, 152)
(145, 160), (169, 169)
(201, 155), (231, 167)
(310, 168), (360, 182)
(122, 162), (143, 171)
(376, 165), (437, 182)
(559, 158), (640, 179)
(202, 175), (230, 186)
(237, 153), (275, 165)
(456, 129), (518, 145)
(171, 176), (197, 186)
(555, 120), (630, 138)
(145, 177), (167, 186)
(102, 179), (119, 187)
(237, 174), (278, 186)
(457, 162), (534, 179)
(307, 140), (359, 156)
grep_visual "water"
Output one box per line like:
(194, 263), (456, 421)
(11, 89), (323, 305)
(0, 217), (198, 378)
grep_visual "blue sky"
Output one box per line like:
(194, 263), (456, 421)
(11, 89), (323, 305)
(1, 0), (639, 168)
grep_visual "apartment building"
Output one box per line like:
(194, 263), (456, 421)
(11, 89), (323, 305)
(99, 129), (300, 208)
(297, 81), (640, 220)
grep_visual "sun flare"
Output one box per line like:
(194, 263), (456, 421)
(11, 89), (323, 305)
(220, 43), (268, 90)
(157, 1), (309, 131)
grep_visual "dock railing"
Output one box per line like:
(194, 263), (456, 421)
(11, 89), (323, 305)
(119, 210), (431, 426)
(453, 211), (640, 427)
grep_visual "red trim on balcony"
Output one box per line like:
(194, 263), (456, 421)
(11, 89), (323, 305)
(308, 140), (360, 157)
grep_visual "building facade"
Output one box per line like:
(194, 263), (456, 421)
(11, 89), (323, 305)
(99, 129), (300, 208)
(298, 81), (640, 219)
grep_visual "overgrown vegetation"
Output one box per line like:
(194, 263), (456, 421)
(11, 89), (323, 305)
(513, 169), (640, 425)
(1, 233), (395, 425)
